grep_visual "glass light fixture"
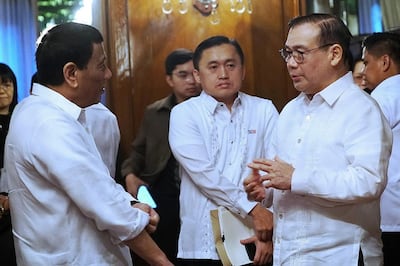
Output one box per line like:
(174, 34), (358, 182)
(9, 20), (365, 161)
(210, 0), (220, 24)
(178, 0), (189, 14)
(162, 0), (254, 24)
(162, 0), (173, 14)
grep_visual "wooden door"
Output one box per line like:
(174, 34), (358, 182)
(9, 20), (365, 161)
(105, 0), (303, 159)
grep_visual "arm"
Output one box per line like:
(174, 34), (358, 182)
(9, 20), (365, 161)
(169, 104), (255, 217)
(125, 173), (147, 197)
(121, 110), (149, 195)
(124, 230), (172, 266)
(31, 117), (152, 244)
(274, 95), (392, 206)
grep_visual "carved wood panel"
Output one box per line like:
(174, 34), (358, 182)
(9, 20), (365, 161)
(106, 0), (302, 159)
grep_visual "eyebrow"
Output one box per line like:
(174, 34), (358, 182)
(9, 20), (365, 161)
(284, 45), (308, 50)
(207, 58), (237, 65)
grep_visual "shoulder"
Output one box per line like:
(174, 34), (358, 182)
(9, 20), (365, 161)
(240, 92), (278, 113)
(172, 95), (201, 112)
(147, 94), (175, 111)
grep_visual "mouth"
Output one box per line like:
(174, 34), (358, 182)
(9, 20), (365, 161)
(216, 82), (230, 88)
(290, 74), (302, 83)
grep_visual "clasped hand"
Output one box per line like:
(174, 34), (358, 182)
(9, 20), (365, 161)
(132, 202), (159, 233)
(245, 156), (294, 192)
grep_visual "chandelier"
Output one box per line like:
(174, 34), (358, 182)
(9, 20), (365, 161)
(161, 0), (253, 24)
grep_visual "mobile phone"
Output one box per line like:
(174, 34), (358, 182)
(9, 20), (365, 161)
(137, 186), (157, 208)
(244, 242), (256, 261)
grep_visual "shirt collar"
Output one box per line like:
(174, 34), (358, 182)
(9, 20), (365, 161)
(373, 74), (400, 93)
(31, 83), (83, 121)
(200, 90), (242, 114)
(298, 72), (353, 107)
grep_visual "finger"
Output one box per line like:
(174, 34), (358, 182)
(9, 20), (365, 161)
(146, 224), (157, 234)
(253, 158), (274, 165)
(262, 179), (271, 187)
(239, 237), (253, 245)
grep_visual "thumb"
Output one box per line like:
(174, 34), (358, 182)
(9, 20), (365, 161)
(240, 237), (254, 245)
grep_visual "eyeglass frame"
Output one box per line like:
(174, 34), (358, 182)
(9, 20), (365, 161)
(278, 43), (335, 64)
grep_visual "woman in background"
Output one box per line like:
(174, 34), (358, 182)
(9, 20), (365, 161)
(0, 62), (18, 266)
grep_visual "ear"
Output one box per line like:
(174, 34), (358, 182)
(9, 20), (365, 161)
(381, 54), (391, 72)
(63, 62), (79, 88)
(193, 69), (201, 84)
(241, 65), (246, 81)
(166, 75), (174, 88)
(329, 44), (343, 67)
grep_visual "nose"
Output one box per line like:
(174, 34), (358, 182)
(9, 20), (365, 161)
(186, 73), (195, 83)
(218, 66), (228, 79)
(286, 55), (298, 68)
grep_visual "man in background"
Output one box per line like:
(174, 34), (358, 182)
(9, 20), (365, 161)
(121, 48), (201, 265)
(85, 102), (120, 178)
(169, 36), (278, 266)
(362, 32), (400, 266)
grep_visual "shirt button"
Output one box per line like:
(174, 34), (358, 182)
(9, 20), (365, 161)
(297, 138), (301, 143)
(278, 214), (283, 219)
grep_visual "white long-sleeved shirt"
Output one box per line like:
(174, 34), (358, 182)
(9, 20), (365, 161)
(5, 84), (149, 266)
(269, 72), (392, 266)
(169, 91), (278, 260)
(85, 102), (120, 178)
(371, 74), (400, 232)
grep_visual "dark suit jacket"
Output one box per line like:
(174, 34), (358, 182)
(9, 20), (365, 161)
(121, 94), (177, 185)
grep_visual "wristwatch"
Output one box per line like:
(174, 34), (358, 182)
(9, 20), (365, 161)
(130, 200), (140, 206)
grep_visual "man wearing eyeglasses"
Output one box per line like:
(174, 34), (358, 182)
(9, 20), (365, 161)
(244, 14), (392, 265)
(121, 48), (201, 265)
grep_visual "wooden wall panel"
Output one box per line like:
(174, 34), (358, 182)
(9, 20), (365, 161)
(106, 0), (301, 159)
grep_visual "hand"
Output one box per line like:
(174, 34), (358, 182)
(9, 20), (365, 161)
(248, 204), (273, 242)
(125, 173), (147, 197)
(147, 207), (160, 234)
(132, 202), (160, 233)
(249, 156), (294, 191)
(0, 195), (10, 219)
(243, 168), (266, 202)
(240, 235), (273, 265)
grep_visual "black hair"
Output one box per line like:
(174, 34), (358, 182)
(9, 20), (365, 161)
(362, 32), (400, 67)
(193, 35), (244, 70)
(35, 22), (103, 86)
(0, 63), (18, 113)
(288, 13), (353, 70)
(165, 49), (194, 75)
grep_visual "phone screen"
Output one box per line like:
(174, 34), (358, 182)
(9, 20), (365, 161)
(137, 186), (157, 208)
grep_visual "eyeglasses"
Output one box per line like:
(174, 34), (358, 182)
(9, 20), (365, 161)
(172, 71), (194, 81)
(279, 43), (334, 64)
